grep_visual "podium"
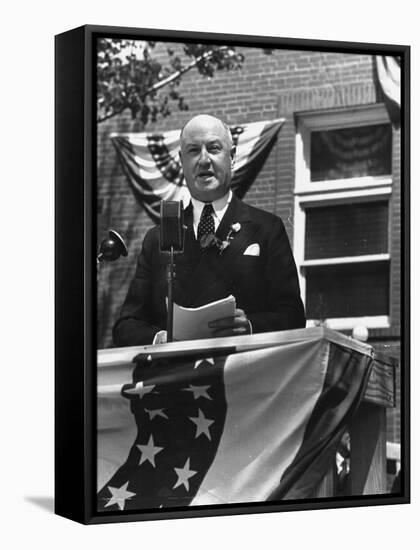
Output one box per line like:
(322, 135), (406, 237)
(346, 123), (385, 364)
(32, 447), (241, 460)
(97, 327), (397, 507)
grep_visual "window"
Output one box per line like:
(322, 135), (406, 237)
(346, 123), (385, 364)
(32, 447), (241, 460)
(294, 105), (392, 330)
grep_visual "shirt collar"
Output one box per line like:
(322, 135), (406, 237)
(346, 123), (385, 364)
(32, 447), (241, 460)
(190, 189), (233, 224)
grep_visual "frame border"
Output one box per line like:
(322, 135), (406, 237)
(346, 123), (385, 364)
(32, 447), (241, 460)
(55, 24), (410, 524)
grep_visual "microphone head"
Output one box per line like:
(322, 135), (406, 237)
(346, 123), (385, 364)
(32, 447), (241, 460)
(160, 200), (185, 252)
(98, 230), (128, 262)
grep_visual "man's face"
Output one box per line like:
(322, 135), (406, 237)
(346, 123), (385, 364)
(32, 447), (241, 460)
(179, 115), (235, 203)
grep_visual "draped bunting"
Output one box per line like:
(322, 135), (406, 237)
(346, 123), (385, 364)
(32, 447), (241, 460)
(310, 124), (392, 181)
(111, 118), (285, 222)
(376, 56), (401, 107)
(375, 55), (401, 126)
(97, 331), (376, 511)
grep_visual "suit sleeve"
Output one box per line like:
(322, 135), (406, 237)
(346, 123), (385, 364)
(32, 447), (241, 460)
(248, 217), (306, 333)
(112, 229), (163, 346)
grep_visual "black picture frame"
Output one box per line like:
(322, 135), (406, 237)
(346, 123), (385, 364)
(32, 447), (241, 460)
(55, 24), (410, 524)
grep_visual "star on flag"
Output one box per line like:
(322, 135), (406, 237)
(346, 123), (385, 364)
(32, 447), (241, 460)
(173, 458), (197, 491)
(98, 348), (227, 512)
(194, 357), (215, 369)
(137, 435), (164, 467)
(104, 482), (136, 511)
(124, 381), (156, 399)
(189, 409), (215, 440)
(145, 408), (169, 420)
(182, 384), (212, 400)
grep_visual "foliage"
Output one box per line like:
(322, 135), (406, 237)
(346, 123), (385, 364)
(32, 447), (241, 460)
(97, 39), (245, 124)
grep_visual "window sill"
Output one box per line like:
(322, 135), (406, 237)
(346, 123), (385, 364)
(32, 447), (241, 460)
(306, 316), (390, 331)
(295, 175), (392, 196)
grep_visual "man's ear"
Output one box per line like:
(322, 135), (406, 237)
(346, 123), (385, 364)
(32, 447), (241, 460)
(230, 145), (236, 168)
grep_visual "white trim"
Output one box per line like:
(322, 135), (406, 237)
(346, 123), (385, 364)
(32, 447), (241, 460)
(301, 254), (390, 268)
(295, 175), (392, 195)
(298, 104), (390, 131)
(293, 198), (306, 302)
(295, 104), (392, 191)
(295, 123), (310, 193)
(386, 441), (401, 462)
(307, 316), (390, 330)
(296, 186), (392, 207)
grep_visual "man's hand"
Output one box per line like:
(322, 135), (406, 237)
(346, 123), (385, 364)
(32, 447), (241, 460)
(208, 308), (252, 337)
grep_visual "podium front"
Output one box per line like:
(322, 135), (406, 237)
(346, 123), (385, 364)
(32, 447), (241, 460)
(97, 327), (396, 511)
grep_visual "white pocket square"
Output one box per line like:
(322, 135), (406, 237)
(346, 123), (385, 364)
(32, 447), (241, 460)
(243, 243), (260, 256)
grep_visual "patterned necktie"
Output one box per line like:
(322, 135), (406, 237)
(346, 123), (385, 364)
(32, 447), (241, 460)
(197, 203), (215, 242)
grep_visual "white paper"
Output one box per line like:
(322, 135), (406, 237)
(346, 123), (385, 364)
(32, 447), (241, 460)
(173, 295), (236, 341)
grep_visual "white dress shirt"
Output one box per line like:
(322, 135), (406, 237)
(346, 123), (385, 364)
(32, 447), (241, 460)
(190, 189), (233, 238)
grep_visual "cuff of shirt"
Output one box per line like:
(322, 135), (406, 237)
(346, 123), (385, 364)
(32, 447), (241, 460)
(152, 330), (167, 345)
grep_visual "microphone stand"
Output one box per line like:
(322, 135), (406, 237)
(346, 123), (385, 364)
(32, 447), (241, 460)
(160, 200), (185, 344)
(166, 246), (175, 342)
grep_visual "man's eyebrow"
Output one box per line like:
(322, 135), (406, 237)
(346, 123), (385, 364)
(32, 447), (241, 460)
(183, 138), (223, 148)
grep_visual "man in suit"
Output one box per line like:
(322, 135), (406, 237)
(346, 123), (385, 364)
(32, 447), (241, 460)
(113, 114), (305, 346)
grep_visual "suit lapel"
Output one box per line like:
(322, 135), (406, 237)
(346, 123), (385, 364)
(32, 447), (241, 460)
(216, 195), (259, 263)
(174, 196), (260, 307)
(174, 202), (205, 306)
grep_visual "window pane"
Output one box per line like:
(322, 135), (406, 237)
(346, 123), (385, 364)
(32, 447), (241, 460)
(305, 262), (389, 318)
(310, 124), (392, 182)
(305, 201), (388, 259)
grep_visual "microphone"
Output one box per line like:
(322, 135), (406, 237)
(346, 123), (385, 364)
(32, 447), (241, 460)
(159, 200), (185, 342)
(97, 229), (128, 263)
(159, 200), (185, 253)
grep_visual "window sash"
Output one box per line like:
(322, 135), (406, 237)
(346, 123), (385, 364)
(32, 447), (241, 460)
(309, 123), (392, 182)
(304, 260), (390, 319)
(304, 200), (389, 260)
(294, 105), (392, 329)
(295, 104), (391, 193)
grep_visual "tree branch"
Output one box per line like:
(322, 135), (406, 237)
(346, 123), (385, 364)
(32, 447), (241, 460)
(97, 46), (232, 123)
(97, 106), (128, 123)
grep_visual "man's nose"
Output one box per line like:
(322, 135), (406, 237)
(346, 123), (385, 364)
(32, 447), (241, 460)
(198, 146), (211, 165)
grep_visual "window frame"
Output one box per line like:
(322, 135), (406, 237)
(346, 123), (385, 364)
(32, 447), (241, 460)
(294, 104), (392, 330)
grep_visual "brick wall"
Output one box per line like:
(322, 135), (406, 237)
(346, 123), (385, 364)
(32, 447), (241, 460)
(96, 43), (402, 441)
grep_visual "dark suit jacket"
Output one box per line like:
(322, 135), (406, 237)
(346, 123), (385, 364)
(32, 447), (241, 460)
(113, 196), (305, 346)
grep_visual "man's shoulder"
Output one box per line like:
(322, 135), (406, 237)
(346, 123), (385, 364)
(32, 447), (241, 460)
(145, 224), (160, 237)
(239, 199), (285, 229)
(141, 224), (160, 248)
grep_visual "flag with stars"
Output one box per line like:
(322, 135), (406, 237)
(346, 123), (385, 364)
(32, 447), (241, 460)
(110, 118), (285, 223)
(97, 333), (376, 512)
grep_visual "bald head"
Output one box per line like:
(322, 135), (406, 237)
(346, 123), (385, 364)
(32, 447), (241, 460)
(180, 114), (233, 149)
(179, 114), (236, 203)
